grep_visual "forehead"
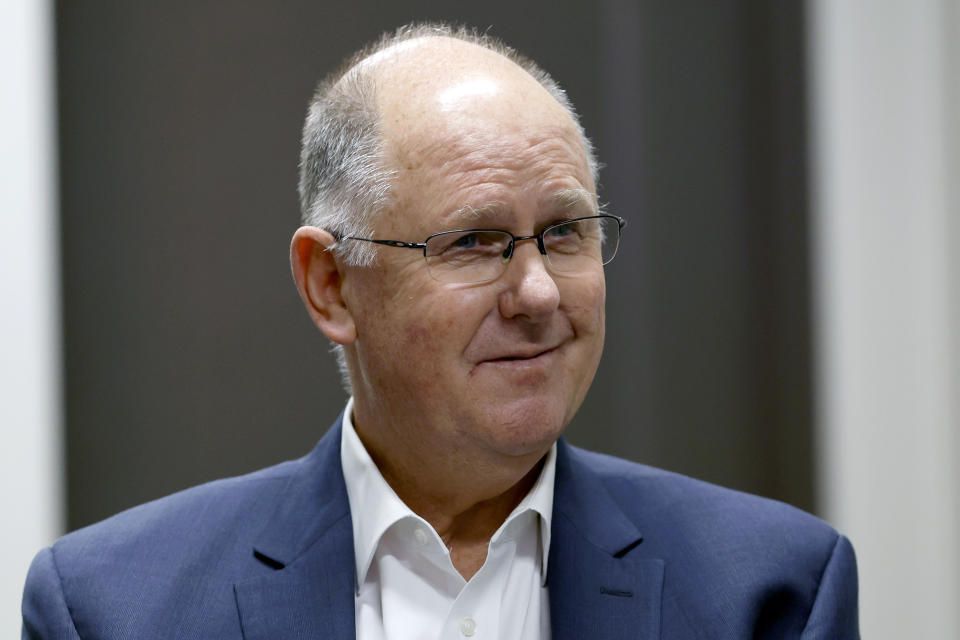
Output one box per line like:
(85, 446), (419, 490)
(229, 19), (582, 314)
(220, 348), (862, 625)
(365, 37), (594, 233)
(385, 122), (595, 233)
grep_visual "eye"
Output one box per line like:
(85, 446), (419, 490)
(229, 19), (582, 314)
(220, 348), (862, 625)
(545, 222), (576, 238)
(545, 220), (588, 243)
(451, 233), (479, 249)
(427, 230), (508, 260)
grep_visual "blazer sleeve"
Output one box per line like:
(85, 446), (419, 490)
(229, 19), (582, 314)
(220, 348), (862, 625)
(801, 534), (860, 640)
(21, 547), (82, 640)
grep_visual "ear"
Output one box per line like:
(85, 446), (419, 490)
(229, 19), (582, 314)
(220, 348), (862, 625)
(290, 226), (357, 345)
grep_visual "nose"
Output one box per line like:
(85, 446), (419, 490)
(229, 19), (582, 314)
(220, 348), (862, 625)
(497, 240), (561, 322)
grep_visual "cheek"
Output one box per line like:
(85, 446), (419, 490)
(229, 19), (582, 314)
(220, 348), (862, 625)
(404, 284), (492, 338)
(403, 324), (433, 346)
(400, 321), (449, 372)
(395, 295), (476, 368)
(397, 324), (443, 382)
(564, 276), (606, 335)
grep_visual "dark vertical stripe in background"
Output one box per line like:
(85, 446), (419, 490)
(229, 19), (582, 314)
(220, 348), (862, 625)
(56, 1), (813, 530)
(588, 0), (812, 512)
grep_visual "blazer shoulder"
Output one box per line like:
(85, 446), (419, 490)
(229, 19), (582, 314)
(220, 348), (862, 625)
(23, 455), (313, 639)
(23, 422), (350, 639)
(562, 444), (846, 580)
(560, 445), (859, 637)
(59, 456), (300, 550)
(41, 452), (320, 604)
(568, 444), (836, 539)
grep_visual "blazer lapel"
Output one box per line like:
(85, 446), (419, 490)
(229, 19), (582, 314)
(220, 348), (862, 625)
(549, 440), (664, 640)
(234, 418), (357, 640)
(232, 423), (664, 639)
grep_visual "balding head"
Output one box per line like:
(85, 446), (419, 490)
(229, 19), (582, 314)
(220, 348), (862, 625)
(373, 37), (584, 183)
(297, 24), (597, 267)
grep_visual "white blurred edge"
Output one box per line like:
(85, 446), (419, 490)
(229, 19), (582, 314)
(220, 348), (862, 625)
(808, 1), (959, 639)
(0, 0), (64, 637)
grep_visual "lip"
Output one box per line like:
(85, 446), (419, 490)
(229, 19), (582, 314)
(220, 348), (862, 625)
(477, 344), (560, 367)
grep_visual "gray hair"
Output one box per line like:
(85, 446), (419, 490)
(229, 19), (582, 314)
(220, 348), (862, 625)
(297, 22), (599, 390)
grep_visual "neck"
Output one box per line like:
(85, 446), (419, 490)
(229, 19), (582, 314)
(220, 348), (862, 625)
(351, 406), (548, 580)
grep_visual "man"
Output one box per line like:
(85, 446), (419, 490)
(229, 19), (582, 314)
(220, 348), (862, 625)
(23, 23), (859, 639)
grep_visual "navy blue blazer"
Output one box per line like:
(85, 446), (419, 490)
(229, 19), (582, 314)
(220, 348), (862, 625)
(23, 417), (859, 639)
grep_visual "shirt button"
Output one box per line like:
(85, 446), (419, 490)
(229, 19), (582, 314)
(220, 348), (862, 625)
(459, 617), (477, 637)
(413, 528), (429, 546)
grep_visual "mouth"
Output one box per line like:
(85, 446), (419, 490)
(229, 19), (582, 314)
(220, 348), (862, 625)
(481, 345), (559, 365)
(492, 351), (547, 362)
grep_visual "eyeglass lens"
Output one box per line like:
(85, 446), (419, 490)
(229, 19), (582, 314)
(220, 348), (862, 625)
(424, 216), (621, 284)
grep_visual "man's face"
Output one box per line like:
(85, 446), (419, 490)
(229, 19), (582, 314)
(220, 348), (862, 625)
(342, 44), (606, 463)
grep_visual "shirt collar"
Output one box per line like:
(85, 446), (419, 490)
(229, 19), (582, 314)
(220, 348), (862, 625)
(339, 397), (557, 589)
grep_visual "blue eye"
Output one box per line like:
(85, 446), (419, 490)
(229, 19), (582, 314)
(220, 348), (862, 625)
(546, 223), (575, 238)
(427, 231), (508, 262)
(452, 233), (479, 249)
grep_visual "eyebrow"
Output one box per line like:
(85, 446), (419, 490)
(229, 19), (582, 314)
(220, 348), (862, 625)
(548, 188), (598, 214)
(444, 189), (599, 228)
(445, 201), (509, 226)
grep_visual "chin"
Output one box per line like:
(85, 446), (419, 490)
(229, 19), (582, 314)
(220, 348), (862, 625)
(475, 398), (569, 458)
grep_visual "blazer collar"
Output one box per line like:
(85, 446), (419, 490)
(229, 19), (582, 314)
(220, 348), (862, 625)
(232, 423), (664, 640)
(234, 416), (357, 640)
(548, 439), (664, 640)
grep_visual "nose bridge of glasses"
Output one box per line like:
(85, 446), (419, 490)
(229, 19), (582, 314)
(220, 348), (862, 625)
(500, 233), (557, 285)
(510, 233), (547, 258)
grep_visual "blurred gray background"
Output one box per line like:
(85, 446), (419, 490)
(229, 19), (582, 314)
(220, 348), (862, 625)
(56, 0), (813, 530)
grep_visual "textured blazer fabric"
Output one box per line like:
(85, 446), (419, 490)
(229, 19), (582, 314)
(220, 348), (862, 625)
(23, 416), (859, 639)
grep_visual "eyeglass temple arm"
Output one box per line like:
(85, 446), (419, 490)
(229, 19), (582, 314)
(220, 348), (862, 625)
(329, 232), (426, 250)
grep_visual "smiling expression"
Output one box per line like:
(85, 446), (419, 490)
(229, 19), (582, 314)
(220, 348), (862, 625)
(340, 38), (606, 466)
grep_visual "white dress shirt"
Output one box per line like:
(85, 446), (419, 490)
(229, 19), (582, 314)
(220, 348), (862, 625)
(340, 398), (555, 640)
